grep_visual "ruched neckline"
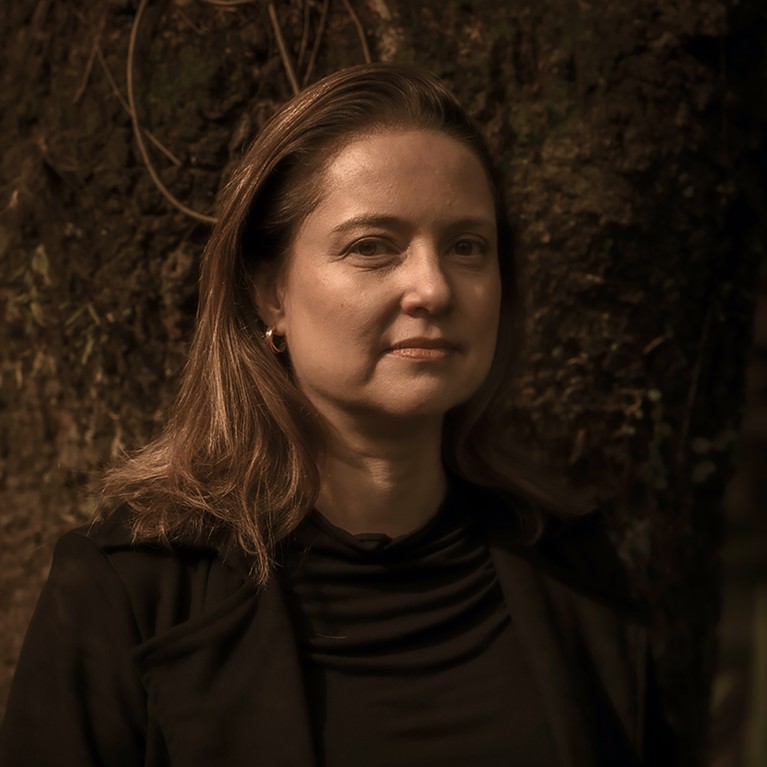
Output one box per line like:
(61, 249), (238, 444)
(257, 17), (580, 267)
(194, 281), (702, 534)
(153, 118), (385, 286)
(276, 484), (507, 673)
(274, 478), (557, 767)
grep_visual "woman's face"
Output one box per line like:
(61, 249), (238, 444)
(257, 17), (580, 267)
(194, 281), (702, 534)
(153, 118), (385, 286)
(260, 129), (502, 430)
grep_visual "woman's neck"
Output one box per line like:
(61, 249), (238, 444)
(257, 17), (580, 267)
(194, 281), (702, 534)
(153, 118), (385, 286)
(315, 417), (448, 537)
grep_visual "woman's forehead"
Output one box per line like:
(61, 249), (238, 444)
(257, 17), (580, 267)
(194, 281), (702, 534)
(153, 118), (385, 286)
(310, 130), (496, 221)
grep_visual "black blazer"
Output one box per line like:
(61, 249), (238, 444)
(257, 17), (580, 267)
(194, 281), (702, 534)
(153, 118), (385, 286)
(0, 495), (675, 766)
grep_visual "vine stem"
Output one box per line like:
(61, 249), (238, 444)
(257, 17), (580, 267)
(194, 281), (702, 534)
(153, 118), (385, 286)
(340, 0), (371, 63)
(127, 0), (217, 225)
(297, 0), (311, 70)
(96, 44), (181, 167)
(73, 7), (107, 104)
(303, 0), (330, 85)
(267, 3), (300, 96)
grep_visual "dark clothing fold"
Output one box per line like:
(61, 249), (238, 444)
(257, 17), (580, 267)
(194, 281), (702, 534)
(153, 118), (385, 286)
(276, 490), (558, 766)
(0, 482), (676, 766)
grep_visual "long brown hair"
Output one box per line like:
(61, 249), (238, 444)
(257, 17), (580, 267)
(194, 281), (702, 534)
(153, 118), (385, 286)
(101, 63), (580, 585)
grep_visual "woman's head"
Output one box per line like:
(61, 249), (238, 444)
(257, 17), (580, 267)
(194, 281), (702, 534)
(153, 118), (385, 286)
(257, 128), (503, 428)
(105, 64), (547, 585)
(204, 62), (522, 436)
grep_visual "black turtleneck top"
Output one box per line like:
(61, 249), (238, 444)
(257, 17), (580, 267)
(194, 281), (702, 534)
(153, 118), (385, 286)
(276, 486), (558, 767)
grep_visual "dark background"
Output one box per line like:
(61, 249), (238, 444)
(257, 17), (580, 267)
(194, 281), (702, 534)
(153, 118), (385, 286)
(1, 1), (766, 765)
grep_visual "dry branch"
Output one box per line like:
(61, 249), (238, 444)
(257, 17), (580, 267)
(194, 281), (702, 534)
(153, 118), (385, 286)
(341, 0), (371, 63)
(73, 8), (107, 104)
(268, 3), (300, 96)
(96, 45), (181, 167)
(304, 0), (330, 85)
(128, 0), (217, 225)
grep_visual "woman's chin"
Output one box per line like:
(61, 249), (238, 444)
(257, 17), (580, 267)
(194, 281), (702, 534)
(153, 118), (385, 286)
(299, 376), (482, 430)
(358, 390), (474, 424)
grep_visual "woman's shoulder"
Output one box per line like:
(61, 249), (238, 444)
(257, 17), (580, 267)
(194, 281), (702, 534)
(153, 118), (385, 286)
(54, 504), (249, 641)
(62, 504), (221, 574)
(74, 503), (233, 558)
(463, 481), (642, 615)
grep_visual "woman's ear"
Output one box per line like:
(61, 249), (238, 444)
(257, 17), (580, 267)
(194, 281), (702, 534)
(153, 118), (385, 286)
(252, 264), (287, 334)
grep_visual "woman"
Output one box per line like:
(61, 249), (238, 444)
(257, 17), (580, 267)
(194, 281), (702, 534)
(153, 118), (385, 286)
(0, 63), (674, 766)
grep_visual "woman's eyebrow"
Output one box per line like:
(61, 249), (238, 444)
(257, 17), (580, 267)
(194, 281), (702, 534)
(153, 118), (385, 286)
(331, 214), (496, 234)
(330, 214), (404, 233)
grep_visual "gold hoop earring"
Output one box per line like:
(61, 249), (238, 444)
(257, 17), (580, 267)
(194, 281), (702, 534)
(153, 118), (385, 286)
(264, 327), (287, 354)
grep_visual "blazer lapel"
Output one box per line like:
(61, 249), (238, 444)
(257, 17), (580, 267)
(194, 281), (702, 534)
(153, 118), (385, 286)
(484, 514), (645, 767)
(487, 530), (599, 767)
(132, 575), (317, 766)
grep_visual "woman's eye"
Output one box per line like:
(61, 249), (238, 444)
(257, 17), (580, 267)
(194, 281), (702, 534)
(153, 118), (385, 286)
(348, 239), (388, 257)
(452, 239), (485, 257)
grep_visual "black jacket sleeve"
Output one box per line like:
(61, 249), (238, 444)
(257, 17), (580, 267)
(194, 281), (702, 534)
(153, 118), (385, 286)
(0, 532), (148, 767)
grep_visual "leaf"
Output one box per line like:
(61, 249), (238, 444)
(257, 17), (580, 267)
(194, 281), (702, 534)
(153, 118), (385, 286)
(30, 244), (51, 286)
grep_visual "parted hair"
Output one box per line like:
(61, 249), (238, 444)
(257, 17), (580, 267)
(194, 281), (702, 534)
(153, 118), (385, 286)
(100, 62), (579, 585)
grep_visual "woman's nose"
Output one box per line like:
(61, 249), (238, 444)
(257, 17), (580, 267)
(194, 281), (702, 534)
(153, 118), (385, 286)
(399, 245), (454, 316)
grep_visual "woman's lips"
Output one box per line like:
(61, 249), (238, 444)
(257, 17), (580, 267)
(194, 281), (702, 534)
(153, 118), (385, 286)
(387, 338), (457, 359)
